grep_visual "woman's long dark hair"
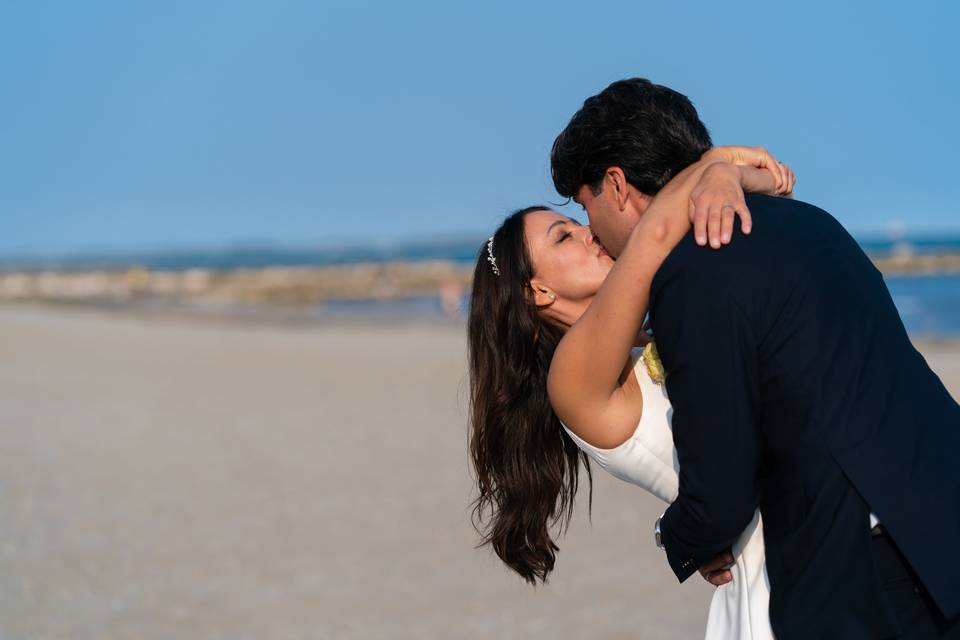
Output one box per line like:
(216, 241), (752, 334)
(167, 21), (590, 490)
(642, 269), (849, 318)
(468, 205), (592, 585)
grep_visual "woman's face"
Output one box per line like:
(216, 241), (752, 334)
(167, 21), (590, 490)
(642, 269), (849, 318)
(523, 210), (614, 322)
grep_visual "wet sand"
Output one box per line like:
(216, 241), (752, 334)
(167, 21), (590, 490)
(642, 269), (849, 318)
(0, 304), (957, 639)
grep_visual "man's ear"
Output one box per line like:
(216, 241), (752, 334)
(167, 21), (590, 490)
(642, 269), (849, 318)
(528, 278), (557, 308)
(605, 167), (630, 211)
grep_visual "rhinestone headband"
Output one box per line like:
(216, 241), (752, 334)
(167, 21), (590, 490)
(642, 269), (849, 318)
(486, 236), (501, 277)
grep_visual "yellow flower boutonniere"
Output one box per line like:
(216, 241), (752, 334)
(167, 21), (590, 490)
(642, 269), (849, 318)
(642, 342), (666, 386)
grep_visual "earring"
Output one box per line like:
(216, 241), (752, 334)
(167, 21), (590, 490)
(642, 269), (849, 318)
(549, 293), (556, 300)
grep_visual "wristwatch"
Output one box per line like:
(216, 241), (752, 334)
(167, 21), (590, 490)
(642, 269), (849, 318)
(654, 512), (666, 550)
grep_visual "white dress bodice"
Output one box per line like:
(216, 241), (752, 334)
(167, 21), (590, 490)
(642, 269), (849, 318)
(561, 349), (774, 640)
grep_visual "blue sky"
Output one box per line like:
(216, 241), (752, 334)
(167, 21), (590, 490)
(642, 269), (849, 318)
(2, 1), (958, 255)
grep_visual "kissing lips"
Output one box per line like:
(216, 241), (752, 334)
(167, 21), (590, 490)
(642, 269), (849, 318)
(593, 234), (610, 258)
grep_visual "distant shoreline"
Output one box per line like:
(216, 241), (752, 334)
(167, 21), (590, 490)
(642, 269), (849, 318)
(2, 259), (958, 337)
(0, 252), (958, 307)
(870, 253), (960, 276)
(0, 261), (472, 306)
(4, 233), (959, 273)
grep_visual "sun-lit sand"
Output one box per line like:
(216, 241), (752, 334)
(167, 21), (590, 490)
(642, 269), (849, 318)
(0, 303), (957, 639)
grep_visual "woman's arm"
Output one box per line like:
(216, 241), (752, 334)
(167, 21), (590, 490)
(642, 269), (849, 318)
(548, 153), (790, 447)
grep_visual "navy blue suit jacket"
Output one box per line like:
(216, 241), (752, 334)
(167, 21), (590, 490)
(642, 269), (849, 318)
(650, 194), (960, 639)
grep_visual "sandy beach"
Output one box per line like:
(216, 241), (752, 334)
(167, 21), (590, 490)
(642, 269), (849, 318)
(0, 304), (957, 640)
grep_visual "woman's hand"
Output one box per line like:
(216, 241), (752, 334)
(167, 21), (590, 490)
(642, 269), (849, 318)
(689, 163), (752, 249)
(690, 147), (797, 248)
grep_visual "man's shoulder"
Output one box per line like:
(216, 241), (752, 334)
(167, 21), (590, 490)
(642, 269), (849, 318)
(659, 196), (844, 271)
(744, 194), (846, 237)
(651, 195), (845, 303)
(743, 192), (818, 212)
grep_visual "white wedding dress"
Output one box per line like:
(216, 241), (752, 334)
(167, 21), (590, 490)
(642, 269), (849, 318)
(561, 348), (774, 640)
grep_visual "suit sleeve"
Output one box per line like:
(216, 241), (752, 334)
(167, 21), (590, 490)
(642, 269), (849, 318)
(652, 268), (762, 583)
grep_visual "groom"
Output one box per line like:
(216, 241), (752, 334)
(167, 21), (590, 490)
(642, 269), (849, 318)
(551, 78), (960, 639)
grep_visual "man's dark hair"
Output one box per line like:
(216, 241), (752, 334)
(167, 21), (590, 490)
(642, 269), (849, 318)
(551, 78), (713, 198)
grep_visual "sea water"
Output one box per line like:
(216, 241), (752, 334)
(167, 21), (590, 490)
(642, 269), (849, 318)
(885, 275), (960, 337)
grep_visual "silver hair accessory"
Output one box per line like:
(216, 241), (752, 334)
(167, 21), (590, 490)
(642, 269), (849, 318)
(486, 236), (501, 276)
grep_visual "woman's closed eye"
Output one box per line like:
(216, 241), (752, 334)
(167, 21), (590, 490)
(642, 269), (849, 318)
(551, 218), (580, 244)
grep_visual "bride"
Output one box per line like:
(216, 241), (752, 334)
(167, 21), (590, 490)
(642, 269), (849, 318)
(467, 146), (795, 639)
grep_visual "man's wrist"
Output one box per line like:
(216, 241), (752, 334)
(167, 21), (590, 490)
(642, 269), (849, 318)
(654, 511), (667, 551)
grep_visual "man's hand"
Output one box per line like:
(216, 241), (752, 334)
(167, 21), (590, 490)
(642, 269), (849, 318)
(699, 549), (735, 587)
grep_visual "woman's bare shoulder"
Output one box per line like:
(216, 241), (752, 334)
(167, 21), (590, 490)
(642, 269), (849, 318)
(552, 349), (645, 450)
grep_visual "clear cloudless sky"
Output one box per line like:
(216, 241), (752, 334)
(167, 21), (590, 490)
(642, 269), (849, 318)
(2, 0), (958, 255)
